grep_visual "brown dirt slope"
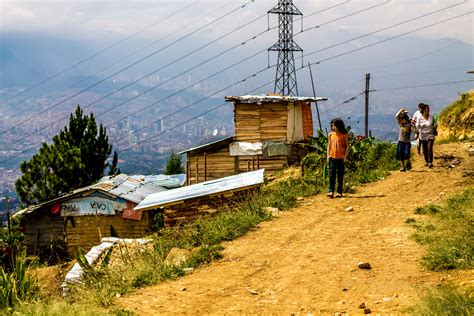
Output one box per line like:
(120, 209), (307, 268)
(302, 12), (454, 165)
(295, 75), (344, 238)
(118, 142), (474, 315)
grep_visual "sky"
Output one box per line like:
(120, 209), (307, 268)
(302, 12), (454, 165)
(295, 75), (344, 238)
(1, 0), (473, 45)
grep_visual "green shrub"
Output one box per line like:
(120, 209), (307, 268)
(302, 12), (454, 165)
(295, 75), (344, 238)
(409, 284), (473, 315)
(0, 250), (38, 309)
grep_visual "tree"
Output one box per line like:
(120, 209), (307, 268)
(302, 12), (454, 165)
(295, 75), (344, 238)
(15, 105), (116, 205)
(164, 151), (184, 175)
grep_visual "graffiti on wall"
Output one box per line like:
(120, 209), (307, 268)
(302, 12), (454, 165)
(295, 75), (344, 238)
(61, 197), (124, 216)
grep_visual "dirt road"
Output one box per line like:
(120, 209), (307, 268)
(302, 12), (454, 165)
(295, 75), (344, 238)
(118, 143), (473, 315)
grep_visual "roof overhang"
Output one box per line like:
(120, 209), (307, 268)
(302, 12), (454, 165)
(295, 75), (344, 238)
(225, 95), (328, 103)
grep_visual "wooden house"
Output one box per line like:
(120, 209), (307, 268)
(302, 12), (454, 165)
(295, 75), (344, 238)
(15, 174), (166, 256)
(180, 95), (327, 184)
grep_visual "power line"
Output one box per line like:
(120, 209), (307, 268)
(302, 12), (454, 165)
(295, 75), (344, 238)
(305, 11), (473, 66)
(119, 79), (275, 154)
(304, 0), (469, 60)
(9, 1), (235, 121)
(371, 66), (472, 78)
(318, 39), (464, 72)
(1, 0), (200, 103)
(2, 1), (355, 148)
(0, 0), (254, 137)
(372, 79), (474, 91)
(2, 5), (470, 165)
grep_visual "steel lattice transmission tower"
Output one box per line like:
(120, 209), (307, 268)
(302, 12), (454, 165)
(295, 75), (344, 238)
(268, 0), (303, 96)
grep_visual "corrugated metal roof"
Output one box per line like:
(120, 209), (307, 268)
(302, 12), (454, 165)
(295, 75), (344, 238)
(177, 136), (234, 155)
(15, 174), (167, 216)
(225, 95), (328, 103)
(97, 175), (167, 204)
(131, 174), (186, 189)
(135, 169), (265, 211)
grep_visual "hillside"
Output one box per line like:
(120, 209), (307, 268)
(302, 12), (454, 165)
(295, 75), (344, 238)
(438, 91), (474, 141)
(115, 142), (473, 314)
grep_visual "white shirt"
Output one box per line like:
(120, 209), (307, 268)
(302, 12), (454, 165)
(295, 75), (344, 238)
(416, 113), (435, 141)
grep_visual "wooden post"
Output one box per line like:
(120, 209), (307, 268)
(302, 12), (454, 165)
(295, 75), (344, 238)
(308, 62), (322, 131)
(234, 156), (239, 175)
(365, 73), (371, 138)
(195, 157), (199, 183)
(257, 157), (260, 169)
(204, 153), (207, 181)
(252, 157), (255, 170)
(186, 160), (190, 185)
(247, 161), (250, 172)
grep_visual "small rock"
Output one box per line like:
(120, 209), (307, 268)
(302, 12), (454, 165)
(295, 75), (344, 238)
(248, 288), (258, 295)
(345, 206), (354, 212)
(364, 308), (372, 314)
(297, 196), (304, 201)
(359, 302), (366, 309)
(181, 287), (187, 291)
(358, 262), (371, 269)
(183, 267), (194, 273)
(342, 288), (348, 291)
(115, 293), (121, 298)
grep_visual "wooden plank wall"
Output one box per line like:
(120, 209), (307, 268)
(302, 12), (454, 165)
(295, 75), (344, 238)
(64, 213), (153, 254)
(187, 147), (236, 184)
(234, 102), (288, 142)
(163, 189), (257, 226)
(24, 211), (64, 256)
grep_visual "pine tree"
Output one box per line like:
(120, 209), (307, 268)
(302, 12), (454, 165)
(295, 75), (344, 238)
(164, 152), (184, 175)
(15, 105), (116, 205)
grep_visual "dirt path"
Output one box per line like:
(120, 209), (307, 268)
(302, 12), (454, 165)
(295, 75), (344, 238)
(118, 143), (473, 315)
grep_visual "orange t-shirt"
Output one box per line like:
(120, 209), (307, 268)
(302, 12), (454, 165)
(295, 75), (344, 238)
(328, 132), (349, 159)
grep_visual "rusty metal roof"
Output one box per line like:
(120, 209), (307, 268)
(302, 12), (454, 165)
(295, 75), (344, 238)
(15, 174), (167, 216)
(225, 95), (328, 103)
(134, 169), (265, 211)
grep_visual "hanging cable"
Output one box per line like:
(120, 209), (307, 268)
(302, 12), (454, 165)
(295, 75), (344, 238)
(1, 0), (200, 103)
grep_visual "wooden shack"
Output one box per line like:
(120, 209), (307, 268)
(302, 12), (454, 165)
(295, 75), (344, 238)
(15, 174), (166, 256)
(181, 95), (327, 184)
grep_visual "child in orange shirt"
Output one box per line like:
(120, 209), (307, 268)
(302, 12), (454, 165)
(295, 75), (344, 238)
(326, 118), (350, 198)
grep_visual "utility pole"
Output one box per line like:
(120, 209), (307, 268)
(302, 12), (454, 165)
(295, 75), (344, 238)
(364, 73), (371, 138)
(268, 0), (303, 96)
(308, 62), (322, 131)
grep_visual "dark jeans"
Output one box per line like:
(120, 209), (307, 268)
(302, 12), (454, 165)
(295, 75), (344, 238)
(421, 139), (434, 163)
(328, 158), (344, 194)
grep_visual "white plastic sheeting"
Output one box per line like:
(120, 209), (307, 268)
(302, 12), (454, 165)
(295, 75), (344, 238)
(135, 169), (265, 211)
(229, 142), (263, 156)
(61, 237), (151, 295)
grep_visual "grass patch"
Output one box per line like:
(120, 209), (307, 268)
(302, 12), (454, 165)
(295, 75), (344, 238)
(409, 188), (474, 271)
(414, 204), (440, 215)
(408, 284), (474, 315)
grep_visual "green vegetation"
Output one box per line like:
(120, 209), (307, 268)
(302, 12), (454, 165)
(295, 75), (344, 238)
(164, 151), (185, 175)
(0, 250), (38, 310)
(302, 130), (398, 190)
(15, 105), (118, 206)
(406, 188), (474, 315)
(408, 284), (473, 316)
(4, 135), (398, 313)
(409, 188), (473, 271)
(438, 92), (473, 141)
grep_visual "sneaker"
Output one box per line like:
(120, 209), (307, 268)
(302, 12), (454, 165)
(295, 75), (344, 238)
(427, 163), (433, 168)
(336, 193), (343, 198)
(399, 168), (406, 172)
(326, 192), (334, 198)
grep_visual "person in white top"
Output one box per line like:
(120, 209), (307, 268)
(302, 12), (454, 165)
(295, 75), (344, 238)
(411, 103), (424, 155)
(415, 103), (436, 168)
